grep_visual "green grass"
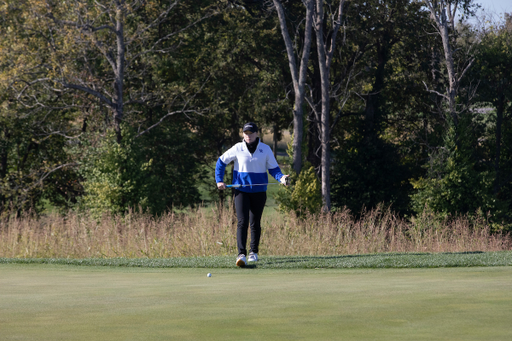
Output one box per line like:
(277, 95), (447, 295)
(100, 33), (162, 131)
(1, 251), (512, 268)
(1, 264), (511, 340)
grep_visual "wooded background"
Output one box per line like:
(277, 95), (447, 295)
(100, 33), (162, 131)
(1, 0), (511, 228)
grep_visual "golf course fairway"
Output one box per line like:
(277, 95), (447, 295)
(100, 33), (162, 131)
(1, 264), (511, 340)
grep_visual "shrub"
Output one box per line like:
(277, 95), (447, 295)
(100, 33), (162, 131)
(274, 164), (322, 217)
(76, 125), (202, 216)
(409, 117), (506, 221)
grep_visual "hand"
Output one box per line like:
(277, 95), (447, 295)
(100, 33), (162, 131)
(280, 175), (290, 186)
(217, 182), (226, 190)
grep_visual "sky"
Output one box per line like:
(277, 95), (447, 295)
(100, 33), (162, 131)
(474, 0), (512, 17)
(461, 0), (512, 26)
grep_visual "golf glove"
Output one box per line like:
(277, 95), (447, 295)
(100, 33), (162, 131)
(280, 175), (289, 186)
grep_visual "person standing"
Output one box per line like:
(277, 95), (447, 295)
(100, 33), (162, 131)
(216, 122), (289, 267)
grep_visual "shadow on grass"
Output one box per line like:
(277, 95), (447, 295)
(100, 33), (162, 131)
(3, 251), (505, 270)
(241, 264), (258, 269)
(262, 251), (486, 266)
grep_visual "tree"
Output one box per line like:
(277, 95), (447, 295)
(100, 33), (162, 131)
(465, 14), (512, 224)
(423, 0), (477, 128)
(3, 0), (216, 143)
(272, 0), (347, 211)
(409, 114), (498, 217)
(0, 97), (80, 214)
(0, 2), (82, 213)
(76, 121), (204, 216)
(407, 0), (500, 217)
(272, 0), (314, 174)
(169, 2), (293, 205)
(473, 18), (512, 196)
(0, 0), (217, 213)
(329, 0), (434, 215)
(312, 0), (345, 212)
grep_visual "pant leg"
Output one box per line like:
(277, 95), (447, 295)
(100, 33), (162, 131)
(234, 190), (250, 256)
(248, 191), (267, 254)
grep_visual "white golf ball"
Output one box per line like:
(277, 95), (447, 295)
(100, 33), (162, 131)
(207, 273), (212, 277)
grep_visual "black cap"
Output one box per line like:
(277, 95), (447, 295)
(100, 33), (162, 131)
(243, 122), (258, 133)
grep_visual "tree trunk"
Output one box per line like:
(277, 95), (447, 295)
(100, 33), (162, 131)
(307, 47), (322, 171)
(426, 3), (459, 127)
(114, 1), (126, 144)
(494, 94), (504, 194)
(313, 0), (345, 212)
(273, 124), (278, 158)
(438, 10), (458, 127)
(364, 42), (389, 143)
(0, 128), (8, 179)
(292, 100), (305, 174)
(273, 0), (314, 175)
(315, 0), (329, 212)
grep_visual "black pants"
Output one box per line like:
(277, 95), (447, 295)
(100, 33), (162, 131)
(234, 190), (267, 256)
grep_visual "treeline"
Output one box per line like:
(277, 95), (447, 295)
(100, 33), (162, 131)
(0, 1), (511, 228)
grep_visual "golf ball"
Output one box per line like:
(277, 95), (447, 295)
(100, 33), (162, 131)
(207, 273), (212, 277)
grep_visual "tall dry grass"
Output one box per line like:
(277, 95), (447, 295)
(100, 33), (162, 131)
(0, 205), (510, 258)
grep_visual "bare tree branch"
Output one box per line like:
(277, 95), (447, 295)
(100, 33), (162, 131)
(39, 162), (79, 184)
(134, 109), (205, 138)
(457, 57), (474, 83)
(423, 81), (449, 100)
(326, 0), (345, 70)
(126, 0), (180, 45)
(38, 131), (83, 140)
(126, 8), (218, 69)
(62, 82), (114, 108)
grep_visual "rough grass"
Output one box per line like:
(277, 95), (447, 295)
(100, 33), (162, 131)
(1, 251), (512, 269)
(0, 205), (510, 259)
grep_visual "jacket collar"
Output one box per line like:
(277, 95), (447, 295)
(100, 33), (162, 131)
(243, 138), (260, 154)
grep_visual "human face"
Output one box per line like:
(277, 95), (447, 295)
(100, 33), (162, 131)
(243, 130), (258, 144)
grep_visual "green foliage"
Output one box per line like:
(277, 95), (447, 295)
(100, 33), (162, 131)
(0, 99), (80, 214)
(77, 131), (142, 215)
(76, 125), (202, 216)
(181, 4), (292, 139)
(409, 20), (512, 227)
(328, 0), (434, 216)
(471, 24), (512, 224)
(331, 120), (412, 215)
(274, 164), (322, 216)
(1, 0), (511, 223)
(410, 152), (497, 218)
(409, 116), (506, 221)
(473, 23), (512, 106)
(495, 114), (512, 226)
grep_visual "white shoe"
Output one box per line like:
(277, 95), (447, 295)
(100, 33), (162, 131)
(236, 254), (246, 267)
(248, 252), (258, 262)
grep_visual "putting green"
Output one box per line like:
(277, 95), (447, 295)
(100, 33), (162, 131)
(1, 264), (511, 340)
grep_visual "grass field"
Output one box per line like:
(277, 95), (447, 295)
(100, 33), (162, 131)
(1, 262), (512, 340)
(2, 251), (512, 268)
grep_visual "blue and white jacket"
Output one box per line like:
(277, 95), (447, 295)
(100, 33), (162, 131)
(215, 140), (284, 193)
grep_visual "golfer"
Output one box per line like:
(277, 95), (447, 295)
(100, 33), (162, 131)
(216, 122), (289, 267)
